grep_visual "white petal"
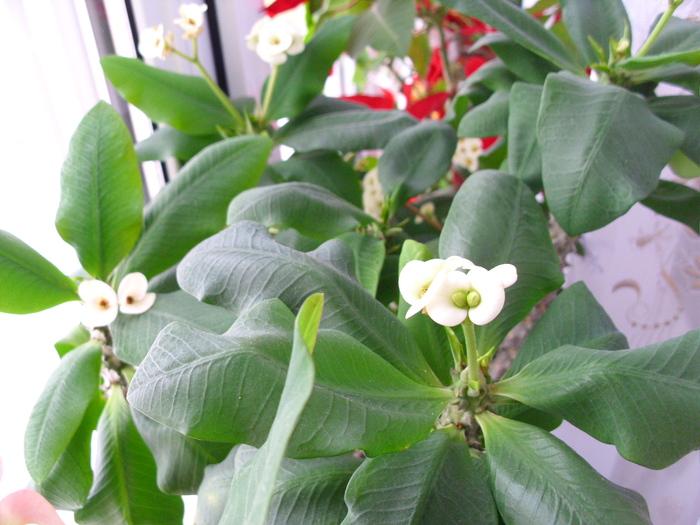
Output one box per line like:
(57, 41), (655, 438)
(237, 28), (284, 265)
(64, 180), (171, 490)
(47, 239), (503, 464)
(78, 280), (119, 327)
(443, 256), (475, 271)
(424, 270), (471, 327)
(117, 272), (149, 303)
(138, 25), (165, 59)
(467, 267), (505, 325)
(120, 293), (157, 315)
(398, 259), (444, 305)
(490, 264), (517, 288)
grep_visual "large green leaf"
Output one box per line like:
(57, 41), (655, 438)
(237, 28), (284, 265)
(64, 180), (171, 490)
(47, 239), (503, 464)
(508, 82), (544, 192)
(101, 56), (235, 135)
(398, 241), (454, 387)
(0, 230), (78, 314)
(227, 182), (375, 239)
(495, 329), (700, 470)
(336, 232), (385, 297)
(54, 325), (90, 358)
(458, 90), (510, 138)
(276, 110), (417, 153)
(440, 0), (584, 73)
(269, 152), (363, 207)
(74, 387), (184, 524)
(118, 136), (272, 279)
(197, 445), (361, 525)
(471, 33), (560, 84)
(343, 428), (499, 524)
(537, 72), (684, 235)
(559, 0), (630, 65)
(128, 299), (450, 456)
(267, 16), (355, 120)
(630, 63), (700, 95)
(439, 172), (564, 354)
(477, 411), (652, 524)
(55, 101), (143, 280)
(495, 282), (628, 430)
(219, 294), (322, 524)
(347, 0), (414, 57)
(650, 95), (700, 165)
(621, 50), (700, 70)
(132, 409), (232, 495)
(135, 126), (220, 162)
(378, 120), (457, 213)
(32, 394), (104, 510)
(25, 341), (102, 484)
(177, 221), (439, 385)
(641, 180), (700, 233)
(111, 290), (236, 366)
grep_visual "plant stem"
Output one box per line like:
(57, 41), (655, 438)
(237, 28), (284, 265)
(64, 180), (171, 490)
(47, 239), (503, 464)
(444, 326), (465, 371)
(436, 11), (454, 92)
(636, 0), (684, 58)
(172, 48), (245, 132)
(461, 319), (480, 394)
(260, 65), (280, 124)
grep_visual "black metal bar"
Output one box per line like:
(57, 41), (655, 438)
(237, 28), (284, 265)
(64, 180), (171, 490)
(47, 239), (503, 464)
(204, 0), (230, 96)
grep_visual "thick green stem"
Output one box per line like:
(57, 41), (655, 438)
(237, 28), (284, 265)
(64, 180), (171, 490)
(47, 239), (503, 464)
(636, 0), (684, 58)
(461, 319), (480, 394)
(260, 65), (280, 124)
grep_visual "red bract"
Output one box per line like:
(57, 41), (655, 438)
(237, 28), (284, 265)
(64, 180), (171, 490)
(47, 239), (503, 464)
(265, 0), (308, 17)
(462, 55), (487, 77)
(482, 136), (499, 149)
(341, 90), (396, 110)
(407, 92), (450, 120)
(426, 48), (444, 89)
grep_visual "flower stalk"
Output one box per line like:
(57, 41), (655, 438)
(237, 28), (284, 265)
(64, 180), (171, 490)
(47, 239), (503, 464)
(636, 0), (685, 57)
(461, 319), (481, 395)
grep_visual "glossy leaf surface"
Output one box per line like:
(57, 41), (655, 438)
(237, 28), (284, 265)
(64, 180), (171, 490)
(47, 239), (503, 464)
(347, 0), (414, 57)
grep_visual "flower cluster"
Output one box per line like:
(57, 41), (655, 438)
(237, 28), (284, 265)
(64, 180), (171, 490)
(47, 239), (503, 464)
(138, 3), (208, 59)
(78, 273), (156, 328)
(362, 167), (384, 221)
(246, 1), (308, 65)
(452, 137), (483, 172)
(399, 256), (517, 327)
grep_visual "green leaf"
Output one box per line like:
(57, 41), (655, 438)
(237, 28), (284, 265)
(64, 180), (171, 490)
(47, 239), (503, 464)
(559, 0), (630, 65)
(471, 33), (560, 84)
(620, 49), (700, 70)
(128, 298), (451, 456)
(439, 0), (584, 73)
(0, 230), (78, 314)
(32, 394), (104, 510)
(270, 152), (363, 207)
(495, 282), (628, 430)
(74, 387), (184, 524)
(645, 15), (700, 56)
(669, 149), (700, 179)
(537, 72), (684, 235)
(630, 63), (700, 95)
(197, 445), (361, 525)
(132, 409), (233, 495)
(641, 180), (700, 234)
(336, 232), (386, 296)
(650, 95), (700, 165)
(25, 341), (102, 484)
(277, 110), (417, 154)
(101, 56), (235, 135)
(56, 101), (143, 280)
(378, 121), (457, 212)
(111, 290), (237, 366)
(476, 411), (652, 524)
(118, 135), (272, 280)
(227, 182), (376, 239)
(508, 82), (544, 193)
(464, 59), (518, 92)
(135, 126), (220, 162)
(218, 294), (322, 525)
(347, 0), (414, 57)
(54, 325), (91, 358)
(439, 172), (564, 354)
(343, 428), (499, 524)
(267, 16), (355, 120)
(495, 328), (700, 469)
(177, 221), (440, 386)
(398, 241), (454, 387)
(458, 90), (510, 139)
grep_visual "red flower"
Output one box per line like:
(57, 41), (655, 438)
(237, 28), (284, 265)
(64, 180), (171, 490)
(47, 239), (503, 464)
(340, 89), (396, 110)
(406, 92), (450, 120)
(265, 0), (309, 17)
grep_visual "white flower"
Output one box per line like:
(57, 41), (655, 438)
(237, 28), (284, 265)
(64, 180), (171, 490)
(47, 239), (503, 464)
(452, 138), (483, 172)
(400, 258), (517, 327)
(174, 3), (208, 39)
(400, 257), (475, 318)
(246, 4), (308, 65)
(78, 280), (119, 328)
(117, 272), (157, 314)
(362, 167), (384, 221)
(138, 25), (174, 60)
